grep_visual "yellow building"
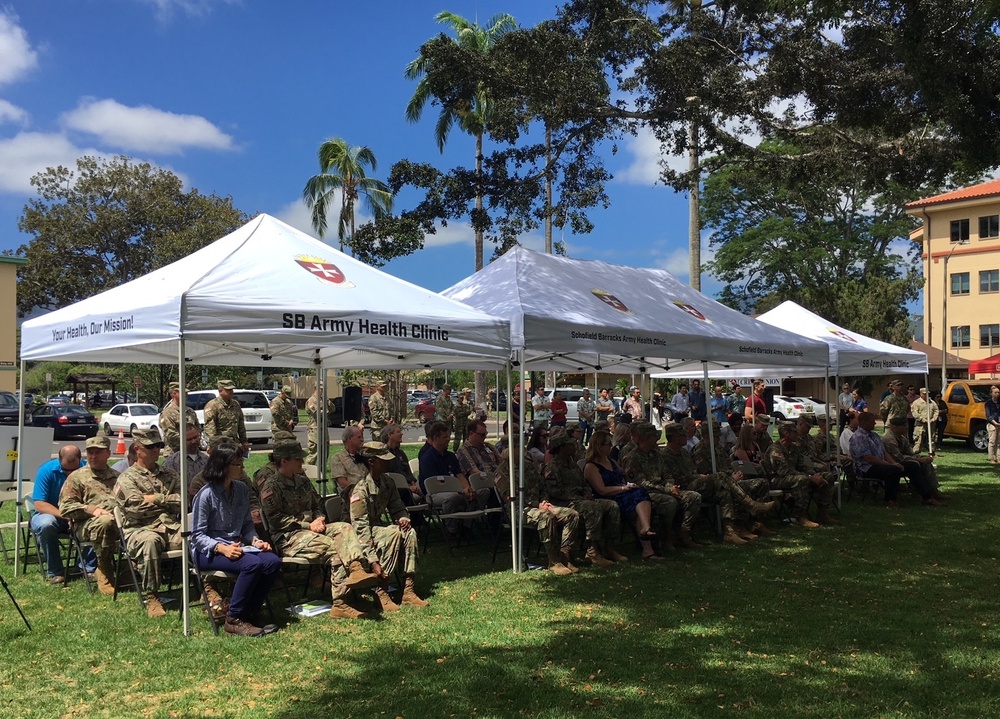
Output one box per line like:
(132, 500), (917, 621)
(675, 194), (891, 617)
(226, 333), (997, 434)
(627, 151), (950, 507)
(906, 178), (1000, 370)
(0, 256), (28, 392)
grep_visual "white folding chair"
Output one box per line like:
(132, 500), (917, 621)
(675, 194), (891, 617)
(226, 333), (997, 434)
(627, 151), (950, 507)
(422, 475), (490, 553)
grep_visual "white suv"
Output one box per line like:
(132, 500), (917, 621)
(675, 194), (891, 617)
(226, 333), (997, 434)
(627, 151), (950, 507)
(165, 389), (274, 443)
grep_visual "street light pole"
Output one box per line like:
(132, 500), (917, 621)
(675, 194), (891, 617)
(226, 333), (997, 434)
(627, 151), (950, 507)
(941, 238), (968, 391)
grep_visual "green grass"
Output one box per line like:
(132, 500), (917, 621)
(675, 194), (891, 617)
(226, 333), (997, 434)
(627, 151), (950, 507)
(1, 442), (998, 718)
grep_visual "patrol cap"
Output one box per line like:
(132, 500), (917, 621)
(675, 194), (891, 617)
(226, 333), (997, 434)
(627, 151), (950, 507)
(797, 413), (815, 426)
(777, 421), (797, 436)
(209, 436), (241, 450)
(663, 422), (685, 439)
(565, 422), (581, 433)
(218, 379), (235, 390)
(889, 379), (903, 387)
(754, 414), (771, 424)
(168, 382), (181, 392)
(273, 442), (307, 460)
(377, 380), (388, 388)
(86, 435), (110, 449)
(442, 383), (451, 390)
(132, 429), (164, 447)
(889, 416), (908, 427)
(548, 432), (575, 450)
(698, 419), (721, 434)
(631, 420), (657, 439)
(270, 430), (297, 445)
(360, 441), (395, 461)
(920, 387), (928, 393)
(281, 385), (292, 394)
(462, 387), (472, 394)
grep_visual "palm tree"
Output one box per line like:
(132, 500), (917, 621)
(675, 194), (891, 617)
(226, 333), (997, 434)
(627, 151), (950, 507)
(405, 10), (516, 272)
(302, 138), (393, 255)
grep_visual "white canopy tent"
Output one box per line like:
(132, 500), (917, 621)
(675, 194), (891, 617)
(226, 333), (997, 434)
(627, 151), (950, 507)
(16, 213), (513, 633)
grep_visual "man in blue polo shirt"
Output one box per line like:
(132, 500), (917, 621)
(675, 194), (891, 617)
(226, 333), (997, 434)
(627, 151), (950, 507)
(30, 446), (96, 584)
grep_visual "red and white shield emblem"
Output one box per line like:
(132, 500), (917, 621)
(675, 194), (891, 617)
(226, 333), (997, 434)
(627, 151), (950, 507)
(295, 256), (353, 287)
(672, 300), (710, 322)
(591, 289), (634, 314)
(828, 329), (858, 343)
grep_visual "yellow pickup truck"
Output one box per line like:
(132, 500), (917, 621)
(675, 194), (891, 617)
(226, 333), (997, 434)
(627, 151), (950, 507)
(942, 380), (998, 451)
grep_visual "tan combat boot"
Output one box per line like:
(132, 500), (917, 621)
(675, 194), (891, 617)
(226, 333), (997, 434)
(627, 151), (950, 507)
(603, 546), (629, 562)
(795, 514), (820, 529)
(678, 527), (704, 549)
(94, 553), (116, 596)
(329, 598), (367, 619)
(344, 560), (379, 590)
(560, 548), (580, 573)
(743, 496), (777, 518)
(545, 547), (573, 576)
(722, 524), (747, 545)
(585, 545), (614, 567)
(816, 509), (842, 526)
(203, 582), (228, 619)
(401, 576), (429, 607)
(146, 594), (167, 618)
(375, 585), (401, 612)
(751, 521), (777, 536)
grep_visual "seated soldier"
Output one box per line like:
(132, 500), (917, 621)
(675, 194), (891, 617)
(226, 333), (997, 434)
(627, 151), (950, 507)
(259, 441), (380, 620)
(882, 417), (945, 505)
(115, 429), (183, 617)
(762, 422), (832, 527)
(663, 420), (775, 544)
(753, 413), (773, 452)
(497, 438), (581, 575)
(350, 442), (430, 612)
(58, 437), (119, 595)
(543, 432), (624, 567)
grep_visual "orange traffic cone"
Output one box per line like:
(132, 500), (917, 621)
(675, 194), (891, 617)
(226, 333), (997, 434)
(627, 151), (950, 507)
(116, 429), (127, 455)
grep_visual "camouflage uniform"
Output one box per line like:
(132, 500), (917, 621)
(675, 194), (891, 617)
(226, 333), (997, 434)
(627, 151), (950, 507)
(693, 436), (770, 505)
(543, 455), (620, 545)
(204, 396), (247, 445)
(452, 399), (473, 452)
(661, 445), (741, 521)
(620, 445), (683, 529)
(763, 440), (833, 513)
(435, 392), (455, 432)
(58, 465), (119, 556)
(159, 401), (200, 455)
(350, 471), (416, 576)
(879, 392), (910, 426)
(882, 430), (939, 492)
(259, 471), (372, 602)
(305, 394), (322, 465)
(115, 463), (183, 596)
(269, 395), (298, 437)
(910, 396), (938, 453)
(367, 390), (390, 441)
(497, 448), (580, 554)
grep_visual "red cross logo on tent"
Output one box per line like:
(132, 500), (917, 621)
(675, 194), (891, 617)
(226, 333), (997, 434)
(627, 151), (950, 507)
(591, 289), (635, 315)
(295, 256), (353, 287)
(672, 300), (711, 323)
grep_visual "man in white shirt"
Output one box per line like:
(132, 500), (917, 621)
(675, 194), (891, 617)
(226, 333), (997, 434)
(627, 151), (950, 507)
(838, 383), (854, 432)
(839, 410), (859, 456)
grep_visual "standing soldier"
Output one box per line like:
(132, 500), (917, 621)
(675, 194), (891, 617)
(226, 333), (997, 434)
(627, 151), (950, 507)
(159, 382), (200, 457)
(367, 381), (391, 441)
(452, 389), (473, 452)
(305, 387), (322, 465)
(910, 387), (939, 453)
(435, 383), (455, 434)
(879, 379), (910, 429)
(269, 385), (297, 440)
(58, 436), (120, 595)
(204, 380), (248, 452)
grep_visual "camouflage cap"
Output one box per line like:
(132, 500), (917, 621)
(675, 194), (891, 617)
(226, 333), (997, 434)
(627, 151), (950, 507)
(271, 430), (297, 445)
(132, 428), (164, 447)
(920, 387), (928, 393)
(461, 387), (472, 394)
(631, 420), (659, 440)
(777, 421), (797, 436)
(273, 442), (307, 460)
(663, 422), (686, 439)
(217, 379), (235, 390)
(889, 416), (908, 426)
(209, 435), (241, 450)
(377, 380), (388, 388)
(281, 385), (292, 394)
(797, 413), (816, 425)
(754, 414), (771, 424)
(565, 422), (581, 433)
(168, 382), (181, 392)
(889, 379), (903, 387)
(698, 419), (722, 434)
(85, 435), (110, 449)
(548, 432), (575, 450)
(360, 441), (395, 461)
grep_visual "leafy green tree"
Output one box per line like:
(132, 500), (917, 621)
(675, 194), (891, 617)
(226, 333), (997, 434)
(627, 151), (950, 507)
(15, 155), (248, 316)
(302, 137), (393, 255)
(405, 10), (517, 272)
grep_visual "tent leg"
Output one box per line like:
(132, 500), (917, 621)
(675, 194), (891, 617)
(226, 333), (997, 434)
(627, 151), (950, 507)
(178, 342), (191, 637)
(14, 360), (25, 577)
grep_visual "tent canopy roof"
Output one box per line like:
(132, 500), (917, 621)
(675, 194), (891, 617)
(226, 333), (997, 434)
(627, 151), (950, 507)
(20, 214), (511, 369)
(442, 248), (828, 373)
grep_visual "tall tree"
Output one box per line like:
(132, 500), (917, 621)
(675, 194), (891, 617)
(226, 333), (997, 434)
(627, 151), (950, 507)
(302, 137), (393, 255)
(15, 155), (247, 316)
(405, 10), (516, 272)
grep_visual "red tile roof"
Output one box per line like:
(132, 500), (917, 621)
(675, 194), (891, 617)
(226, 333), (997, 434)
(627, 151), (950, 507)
(906, 177), (1000, 209)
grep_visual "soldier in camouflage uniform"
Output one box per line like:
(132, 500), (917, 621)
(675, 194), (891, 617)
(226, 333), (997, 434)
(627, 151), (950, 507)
(543, 432), (623, 567)
(115, 429), (183, 618)
(661, 421), (775, 545)
(497, 443), (580, 575)
(762, 423), (828, 528)
(259, 441), (380, 620)
(59, 435), (120, 595)
(620, 422), (685, 550)
(879, 379), (910, 428)
(753, 414), (773, 453)
(269, 385), (298, 439)
(451, 389), (473, 452)
(350, 442), (429, 611)
(159, 382), (200, 456)
(204, 379), (247, 450)
(367, 381), (391, 442)
(305, 387), (326, 466)
(910, 388), (939, 453)
(435, 384), (455, 434)
(882, 417), (945, 504)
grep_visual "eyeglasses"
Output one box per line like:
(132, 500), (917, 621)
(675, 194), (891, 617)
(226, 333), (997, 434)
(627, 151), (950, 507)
(475, 431), (488, 437)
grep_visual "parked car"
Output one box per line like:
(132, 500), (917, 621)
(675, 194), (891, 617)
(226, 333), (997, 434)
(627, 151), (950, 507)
(770, 395), (825, 421)
(262, 389), (279, 402)
(174, 389), (274, 444)
(414, 398), (436, 424)
(100, 403), (160, 436)
(0, 391), (19, 427)
(46, 395), (69, 406)
(28, 404), (99, 439)
(942, 380), (996, 450)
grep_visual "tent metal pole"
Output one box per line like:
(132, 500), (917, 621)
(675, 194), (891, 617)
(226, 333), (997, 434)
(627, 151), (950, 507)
(925, 372), (934, 455)
(14, 359), (25, 577)
(318, 365), (328, 497)
(178, 341), (191, 637)
(825, 367), (832, 464)
(703, 362), (717, 474)
(495, 370), (500, 436)
(517, 359), (527, 573)
(505, 362), (515, 573)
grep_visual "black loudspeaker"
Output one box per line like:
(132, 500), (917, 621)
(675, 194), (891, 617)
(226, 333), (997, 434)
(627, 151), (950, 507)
(343, 386), (363, 422)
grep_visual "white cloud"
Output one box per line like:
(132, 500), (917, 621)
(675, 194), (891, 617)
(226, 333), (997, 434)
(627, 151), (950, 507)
(0, 12), (38, 86)
(0, 132), (111, 193)
(61, 98), (235, 154)
(274, 197), (321, 238)
(0, 98), (28, 125)
(616, 127), (687, 186)
(138, 0), (242, 20)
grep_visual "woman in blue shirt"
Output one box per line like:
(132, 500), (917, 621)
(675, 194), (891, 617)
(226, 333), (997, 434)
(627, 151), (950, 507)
(191, 443), (281, 637)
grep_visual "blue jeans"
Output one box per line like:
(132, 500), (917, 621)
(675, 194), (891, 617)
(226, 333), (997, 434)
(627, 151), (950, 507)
(579, 420), (593, 445)
(30, 513), (97, 577)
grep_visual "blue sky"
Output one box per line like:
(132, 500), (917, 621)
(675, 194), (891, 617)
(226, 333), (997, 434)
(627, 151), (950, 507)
(0, 1), (717, 297)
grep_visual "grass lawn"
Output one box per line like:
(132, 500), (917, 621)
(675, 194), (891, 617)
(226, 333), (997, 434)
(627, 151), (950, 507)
(1, 441), (998, 718)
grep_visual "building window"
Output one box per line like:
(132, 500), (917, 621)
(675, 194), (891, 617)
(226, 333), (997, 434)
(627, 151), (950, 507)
(951, 272), (970, 295)
(981, 269), (1000, 293)
(951, 218), (970, 243)
(951, 326), (971, 349)
(981, 324), (1000, 348)
(980, 215), (999, 239)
